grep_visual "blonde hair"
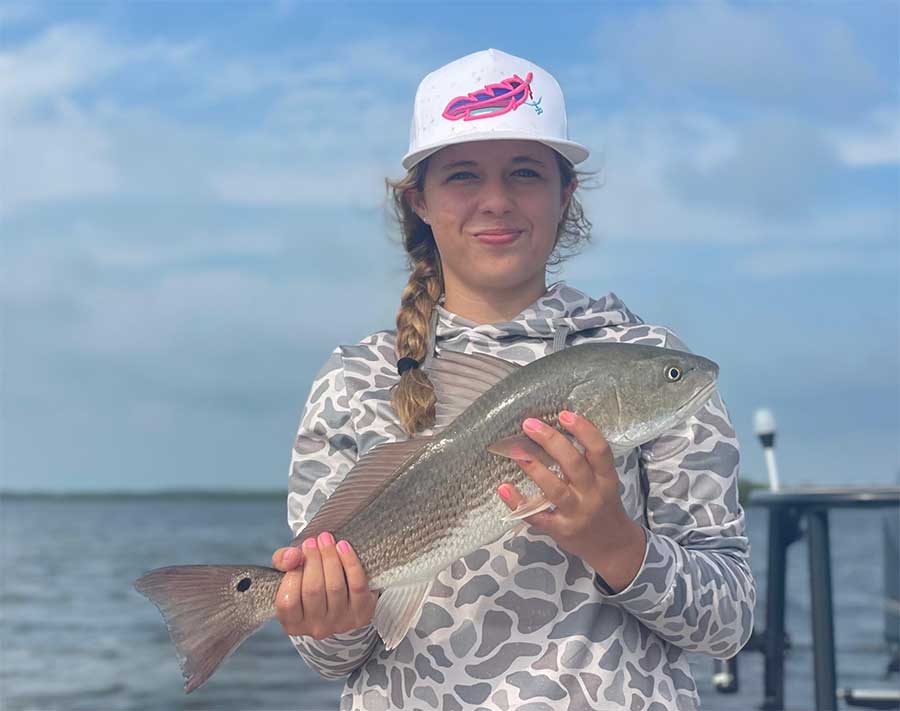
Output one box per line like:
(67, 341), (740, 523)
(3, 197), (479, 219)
(384, 151), (595, 435)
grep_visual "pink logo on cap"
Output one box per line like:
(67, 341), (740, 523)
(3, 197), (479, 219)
(442, 72), (534, 122)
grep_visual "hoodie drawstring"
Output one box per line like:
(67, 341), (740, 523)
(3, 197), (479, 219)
(423, 307), (440, 369)
(552, 324), (571, 354)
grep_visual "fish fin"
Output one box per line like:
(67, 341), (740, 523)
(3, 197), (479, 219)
(487, 434), (557, 468)
(501, 494), (555, 522)
(427, 350), (521, 429)
(372, 580), (433, 650)
(512, 521), (529, 536)
(296, 437), (435, 543)
(134, 564), (281, 694)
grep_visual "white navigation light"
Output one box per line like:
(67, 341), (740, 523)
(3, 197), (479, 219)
(753, 407), (780, 491)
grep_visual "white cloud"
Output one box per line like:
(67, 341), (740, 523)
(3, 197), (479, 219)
(0, 24), (424, 214)
(667, 114), (846, 219)
(573, 109), (895, 246)
(589, 0), (884, 112)
(1, 98), (120, 212)
(0, 25), (126, 115)
(830, 107), (900, 166)
(0, 24), (204, 212)
(1, 220), (406, 421)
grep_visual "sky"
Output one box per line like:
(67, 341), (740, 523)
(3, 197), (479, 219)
(1, 0), (897, 493)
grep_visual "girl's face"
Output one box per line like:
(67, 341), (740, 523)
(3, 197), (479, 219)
(408, 139), (576, 295)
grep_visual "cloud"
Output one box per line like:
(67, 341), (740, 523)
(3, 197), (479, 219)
(1, 25), (130, 115)
(2, 230), (407, 441)
(573, 109), (895, 246)
(589, 0), (884, 115)
(1, 99), (120, 212)
(666, 114), (848, 220)
(0, 25), (425, 214)
(0, 24), (204, 213)
(830, 107), (900, 166)
(0, 26), (128, 211)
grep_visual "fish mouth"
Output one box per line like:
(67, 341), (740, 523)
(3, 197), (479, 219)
(676, 380), (717, 420)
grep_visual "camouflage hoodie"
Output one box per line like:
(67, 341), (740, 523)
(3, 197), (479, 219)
(286, 281), (755, 711)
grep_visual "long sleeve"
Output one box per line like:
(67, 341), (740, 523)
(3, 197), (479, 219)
(285, 347), (380, 679)
(593, 329), (756, 659)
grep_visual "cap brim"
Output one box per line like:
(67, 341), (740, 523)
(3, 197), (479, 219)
(401, 131), (590, 171)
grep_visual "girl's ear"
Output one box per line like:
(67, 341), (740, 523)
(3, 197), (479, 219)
(405, 188), (430, 224)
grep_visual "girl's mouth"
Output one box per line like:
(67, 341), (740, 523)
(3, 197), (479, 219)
(473, 230), (522, 245)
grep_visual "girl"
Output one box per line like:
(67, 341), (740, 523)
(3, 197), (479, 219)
(272, 48), (755, 711)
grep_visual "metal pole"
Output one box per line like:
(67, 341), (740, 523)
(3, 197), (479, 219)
(763, 447), (781, 492)
(807, 508), (837, 710)
(754, 408), (780, 492)
(763, 507), (788, 710)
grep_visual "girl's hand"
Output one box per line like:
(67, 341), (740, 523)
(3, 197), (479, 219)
(271, 533), (378, 639)
(497, 410), (647, 593)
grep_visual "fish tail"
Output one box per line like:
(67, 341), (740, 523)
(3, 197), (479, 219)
(134, 564), (283, 693)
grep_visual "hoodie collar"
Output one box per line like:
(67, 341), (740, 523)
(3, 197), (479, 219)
(435, 281), (642, 345)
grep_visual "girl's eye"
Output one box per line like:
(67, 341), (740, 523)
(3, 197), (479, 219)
(447, 169), (540, 182)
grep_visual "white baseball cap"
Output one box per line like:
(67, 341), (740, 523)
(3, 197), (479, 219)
(402, 48), (590, 171)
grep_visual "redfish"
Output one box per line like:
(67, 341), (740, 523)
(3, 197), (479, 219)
(135, 343), (719, 692)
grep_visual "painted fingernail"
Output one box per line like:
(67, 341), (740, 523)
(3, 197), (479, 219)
(559, 410), (576, 425)
(523, 418), (543, 433)
(303, 537), (318, 550)
(337, 540), (351, 554)
(318, 531), (334, 547)
(498, 484), (513, 501)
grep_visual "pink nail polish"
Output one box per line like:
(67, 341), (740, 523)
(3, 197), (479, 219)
(523, 418), (542, 433)
(337, 540), (351, 554)
(559, 410), (576, 425)
(304, 537), (318, 550)
(498, 485), (512, 501)
(318, 531), (334, 546)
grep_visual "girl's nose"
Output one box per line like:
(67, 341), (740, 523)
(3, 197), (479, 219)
(477, 177), (516, 216)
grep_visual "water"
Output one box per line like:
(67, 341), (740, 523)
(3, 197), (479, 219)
(1, 494), (897, 711)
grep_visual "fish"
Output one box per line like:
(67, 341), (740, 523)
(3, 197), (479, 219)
(134, 342), (719, 693)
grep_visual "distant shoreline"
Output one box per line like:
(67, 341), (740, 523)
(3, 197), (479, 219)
(1, 479), (772, 506)
(0, 489), (286, 500)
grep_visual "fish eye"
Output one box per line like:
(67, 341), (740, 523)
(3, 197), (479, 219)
(236, 577), (252, 592)
(665, 366), (682, 382)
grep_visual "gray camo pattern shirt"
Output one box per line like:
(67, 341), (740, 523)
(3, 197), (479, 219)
(286, 282), (756, 711)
